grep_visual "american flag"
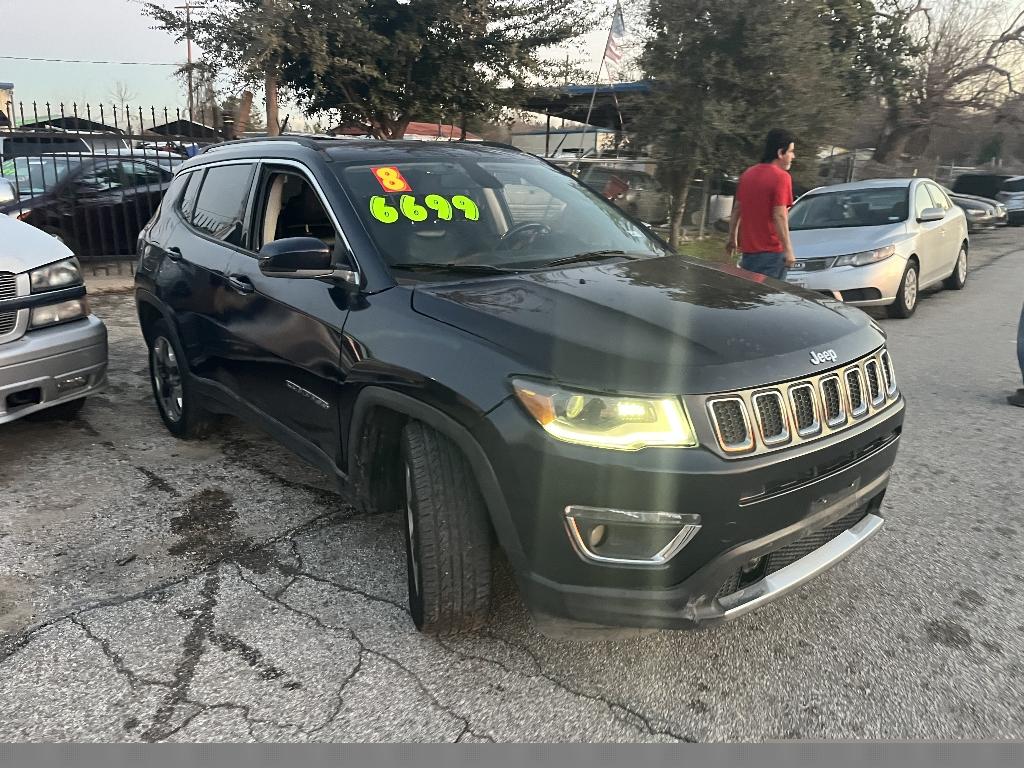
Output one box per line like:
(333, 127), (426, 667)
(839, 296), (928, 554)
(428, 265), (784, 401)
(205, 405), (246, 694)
(604, 4), (626, 76)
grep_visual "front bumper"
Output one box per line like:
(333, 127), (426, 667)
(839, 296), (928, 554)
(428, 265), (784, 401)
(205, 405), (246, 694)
(476, 394), (904, 629)
(784, 257), (908, 307)
(0, 315), (108, 424)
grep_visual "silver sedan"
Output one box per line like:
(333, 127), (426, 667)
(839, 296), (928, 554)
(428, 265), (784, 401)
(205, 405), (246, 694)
(787, 178), (969, 318)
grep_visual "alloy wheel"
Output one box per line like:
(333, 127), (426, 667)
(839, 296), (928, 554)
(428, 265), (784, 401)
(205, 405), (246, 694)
(151, 336), (183, 422)
(904, 266), (918, 311)
(957, 249), (968, 284)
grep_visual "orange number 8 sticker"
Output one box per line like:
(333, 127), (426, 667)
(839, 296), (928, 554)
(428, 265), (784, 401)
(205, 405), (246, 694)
(371, 166), (412, 193)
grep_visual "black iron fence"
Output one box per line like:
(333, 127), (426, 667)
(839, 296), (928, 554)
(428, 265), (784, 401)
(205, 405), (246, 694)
(1, 101), (238, 261)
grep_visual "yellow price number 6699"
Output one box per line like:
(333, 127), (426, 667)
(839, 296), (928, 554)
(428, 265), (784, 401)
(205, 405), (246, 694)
(369, 194), (479, 224)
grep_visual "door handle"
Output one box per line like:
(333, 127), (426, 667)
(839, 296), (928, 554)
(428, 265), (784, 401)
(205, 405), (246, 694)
(166, 246), (183, 261)
(227, 274), (255, 295)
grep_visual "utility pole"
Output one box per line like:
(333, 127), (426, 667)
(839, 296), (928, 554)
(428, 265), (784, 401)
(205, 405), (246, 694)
(175, 2), (206, 120)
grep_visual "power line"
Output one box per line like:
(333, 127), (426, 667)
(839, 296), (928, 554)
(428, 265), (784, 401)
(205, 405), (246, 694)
(0, 55), (178, 66)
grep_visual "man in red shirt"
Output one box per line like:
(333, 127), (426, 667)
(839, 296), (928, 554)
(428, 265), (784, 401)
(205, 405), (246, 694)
(725, 129), (796, 279)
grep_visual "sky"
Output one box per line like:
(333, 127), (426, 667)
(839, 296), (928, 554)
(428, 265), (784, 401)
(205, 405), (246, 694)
(0, 0), (621, 123)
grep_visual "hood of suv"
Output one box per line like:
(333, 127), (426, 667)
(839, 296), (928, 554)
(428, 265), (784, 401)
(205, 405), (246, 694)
(0, 214), (73, 273)
(411, 256), (883, 394)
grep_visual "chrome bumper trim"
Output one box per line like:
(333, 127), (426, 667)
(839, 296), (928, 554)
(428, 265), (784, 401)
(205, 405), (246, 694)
(717, 513), (884, 619)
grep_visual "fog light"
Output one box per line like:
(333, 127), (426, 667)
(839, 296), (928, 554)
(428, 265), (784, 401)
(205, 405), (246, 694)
(564, 505), (702, 566)
(56, 375), (89, 393)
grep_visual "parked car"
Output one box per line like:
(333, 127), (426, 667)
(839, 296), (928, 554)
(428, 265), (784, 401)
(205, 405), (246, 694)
(942, 185), (1007, 231)
(0, 131), (90, 163)
(0, 153), (173, 257)
(787, 178), (969, 318)
(0, 211), (107, 423)
(952, 173), (1024, 225)
(577, 165), (669, 224)
(135, 137), (904, 636)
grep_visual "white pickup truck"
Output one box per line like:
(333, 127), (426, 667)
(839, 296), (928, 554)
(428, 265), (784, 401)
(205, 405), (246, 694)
(0, 180), (107, 423)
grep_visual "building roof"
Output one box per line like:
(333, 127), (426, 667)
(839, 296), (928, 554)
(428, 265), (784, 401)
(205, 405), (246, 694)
(18, 116), (125, 134)
(509, 81), (652, 131)
(148, 119), (222, 140)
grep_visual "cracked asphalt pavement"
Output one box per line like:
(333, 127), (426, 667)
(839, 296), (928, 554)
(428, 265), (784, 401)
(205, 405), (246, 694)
(2, 230), (1023, 742)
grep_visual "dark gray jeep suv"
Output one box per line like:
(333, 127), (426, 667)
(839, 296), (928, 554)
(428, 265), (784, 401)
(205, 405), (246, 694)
(135, 137), (904, 636)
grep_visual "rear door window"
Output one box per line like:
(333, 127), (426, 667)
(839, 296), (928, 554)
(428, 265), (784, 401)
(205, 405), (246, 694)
(190, 163), (256, 247)
(1001, 178), (1024, 193)
(178, 171), (202, 222)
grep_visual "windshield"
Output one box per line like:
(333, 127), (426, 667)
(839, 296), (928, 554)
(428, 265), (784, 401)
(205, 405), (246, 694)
(0, 156), (78, 196)
(789, 187), (909, 230)
(335, 157), (668, 270)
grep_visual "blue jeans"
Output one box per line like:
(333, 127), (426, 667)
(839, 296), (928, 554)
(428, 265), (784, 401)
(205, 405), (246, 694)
(740, 251), (788, 280)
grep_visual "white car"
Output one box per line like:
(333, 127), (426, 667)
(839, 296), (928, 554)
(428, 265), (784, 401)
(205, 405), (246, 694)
(787, 178), (969, 318)
(0, 187), (107, 423)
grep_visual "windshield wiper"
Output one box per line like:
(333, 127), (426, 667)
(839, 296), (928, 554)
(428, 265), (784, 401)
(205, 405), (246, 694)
(389, 262), (517, 275)
(536, 250), (644, 269)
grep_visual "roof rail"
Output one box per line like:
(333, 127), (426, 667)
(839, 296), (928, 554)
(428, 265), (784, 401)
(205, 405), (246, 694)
(201, 134), (356, 155)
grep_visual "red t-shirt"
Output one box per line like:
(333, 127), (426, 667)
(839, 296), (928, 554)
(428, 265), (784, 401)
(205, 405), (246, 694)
(736, 163), (794, 254)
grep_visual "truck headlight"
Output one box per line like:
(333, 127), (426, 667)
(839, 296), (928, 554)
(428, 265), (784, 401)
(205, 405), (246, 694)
(833, 244), (896, 267)
(30, 297), (89, 329)
(30, 257), (83, 292)
(512, 379), (697, 450)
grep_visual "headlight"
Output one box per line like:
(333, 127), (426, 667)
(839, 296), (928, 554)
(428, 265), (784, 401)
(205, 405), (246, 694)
(30, 297), (89, 329)
(965, 208), (985, 217)
(512, 379), (697, 451)
(833, 244), (896, 267)
(30, 258), (82, 293)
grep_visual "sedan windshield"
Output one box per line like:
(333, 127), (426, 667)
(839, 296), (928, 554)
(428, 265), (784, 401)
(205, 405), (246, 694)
(334, 157), (669, 270)
(789, 187), (909, 230)
(0, 156), (79, 197)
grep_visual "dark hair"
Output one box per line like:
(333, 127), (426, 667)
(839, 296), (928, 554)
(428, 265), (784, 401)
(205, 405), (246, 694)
(760, 129), (795, 163)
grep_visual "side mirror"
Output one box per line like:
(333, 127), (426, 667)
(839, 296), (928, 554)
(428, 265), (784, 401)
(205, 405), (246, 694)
(257, 237), (358, 284)
(0, 178), (17, 205)
(918, 207), (945, 223)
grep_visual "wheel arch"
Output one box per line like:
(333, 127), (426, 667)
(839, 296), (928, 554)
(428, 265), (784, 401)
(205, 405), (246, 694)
(348, 386), (526, 569)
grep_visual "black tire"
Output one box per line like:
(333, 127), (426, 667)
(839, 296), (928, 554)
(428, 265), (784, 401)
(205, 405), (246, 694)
(400, 421), (491, 636)
(26, 397), (86, 422)
(944, 244), (968, 290)
(146, 319), (218, 438)
(887, 260), (919, 319)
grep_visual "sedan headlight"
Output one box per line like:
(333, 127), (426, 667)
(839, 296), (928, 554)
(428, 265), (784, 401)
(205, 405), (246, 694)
(30, 297), (89, 329)
(833, 244), (896, 268)
(512, 379), (697, 451)
(30, 257), (82, 293)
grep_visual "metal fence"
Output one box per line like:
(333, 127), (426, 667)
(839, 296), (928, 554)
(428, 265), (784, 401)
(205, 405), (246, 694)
(1, 101), (238, 261)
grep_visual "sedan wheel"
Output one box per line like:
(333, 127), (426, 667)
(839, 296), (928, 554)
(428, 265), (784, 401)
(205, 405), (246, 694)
(944, 246), (968, 290)
(887, 262), (919, 319)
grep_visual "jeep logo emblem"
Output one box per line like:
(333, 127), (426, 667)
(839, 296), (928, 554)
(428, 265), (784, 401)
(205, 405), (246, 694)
(810, 349), (838, 366)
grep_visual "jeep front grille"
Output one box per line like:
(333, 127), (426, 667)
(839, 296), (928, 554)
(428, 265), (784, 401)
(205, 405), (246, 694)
(789, 384), (819, 436)
(702, 347), (900, 457)
(845, 367), (868, 418)
(708, 398), (754, 452)
(820, 375), (845, 427)
(880, 350), (897, 395)
(864, 359), (883, 405)
(0, 273), (16, 301)
(752, 391), (789, 445)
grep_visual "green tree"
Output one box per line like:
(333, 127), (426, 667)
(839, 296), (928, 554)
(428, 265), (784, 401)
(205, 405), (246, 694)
(145, 0), (594, 139)
(638, 0), (861, 246)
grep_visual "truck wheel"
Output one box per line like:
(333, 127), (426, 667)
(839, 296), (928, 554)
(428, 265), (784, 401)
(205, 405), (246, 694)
(400, 421), (491, 635)
(146, 319), (217, 438)
(944, 245), (968, 290)
(887, 261), (919, 319)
